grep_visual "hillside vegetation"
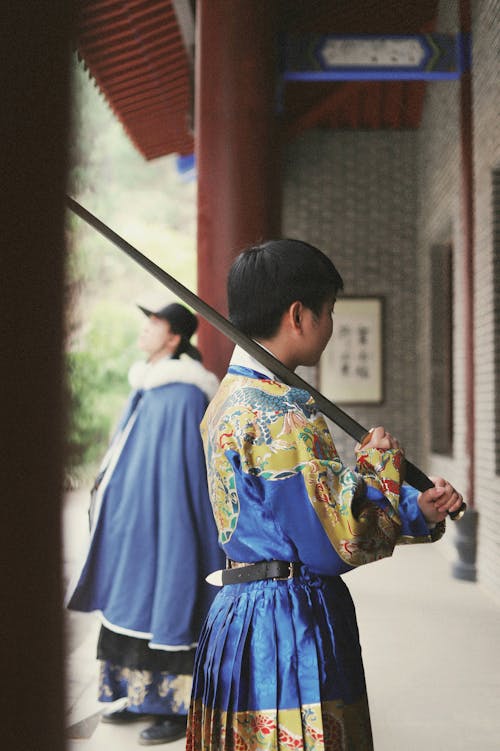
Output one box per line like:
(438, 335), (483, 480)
(66, 56), (197, 481)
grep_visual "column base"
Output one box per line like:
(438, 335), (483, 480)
(451, 508), (478, 581)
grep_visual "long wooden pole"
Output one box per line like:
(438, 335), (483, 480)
(66, 195), (466, 521)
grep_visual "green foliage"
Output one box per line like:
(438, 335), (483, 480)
(65, 302), (141, 476)
(65, 350), (109, 472)
(65, 54), (197, 478)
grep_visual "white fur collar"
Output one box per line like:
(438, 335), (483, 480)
(128, 355), (219, 400)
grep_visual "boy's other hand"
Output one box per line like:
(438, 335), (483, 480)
(355, 426), (401, 452)
(418, 476), (464, 523)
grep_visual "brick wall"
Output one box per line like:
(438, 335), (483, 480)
(283, 130), (421, 466)
(282, 0), (500, 600)
(470, 0), (500, 598)
(418, 0), (500, 598)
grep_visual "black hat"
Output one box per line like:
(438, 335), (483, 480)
(138, 302), (198, 340)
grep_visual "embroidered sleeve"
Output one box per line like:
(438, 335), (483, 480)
(214, 389), (404, 567)
(202, 378), (438, 569)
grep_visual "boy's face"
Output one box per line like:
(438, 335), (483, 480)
(300, 298), (335, 366)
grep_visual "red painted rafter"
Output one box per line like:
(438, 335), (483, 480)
(75, 0), (438, 158)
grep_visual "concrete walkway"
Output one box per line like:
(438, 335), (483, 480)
(63, 491), (500, 750)
(347, 542), (500, 750)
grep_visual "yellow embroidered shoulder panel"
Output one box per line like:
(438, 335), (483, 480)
(201, 374), (403, 566)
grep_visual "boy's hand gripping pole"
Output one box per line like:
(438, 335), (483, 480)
(66, 196), (466, 521)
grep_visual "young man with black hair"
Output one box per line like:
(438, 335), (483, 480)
(186, 239), (463, 751)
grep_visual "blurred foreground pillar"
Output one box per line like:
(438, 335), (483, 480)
(0, 3), (72, 749)
(195, 0), (281, 378)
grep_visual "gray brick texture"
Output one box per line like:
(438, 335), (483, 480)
(282, 0), (500, 601)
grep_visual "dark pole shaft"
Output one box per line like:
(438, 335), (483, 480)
(66, 196), (466, 520)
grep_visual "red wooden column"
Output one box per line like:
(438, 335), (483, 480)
(459, 0), (475, 509)
(453, 0), (477, 581)
(195, 0), (280, 378)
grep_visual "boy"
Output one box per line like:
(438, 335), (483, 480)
(187, 239), (463, 751)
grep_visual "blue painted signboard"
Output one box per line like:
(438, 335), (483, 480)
(283, 34), (469, 81)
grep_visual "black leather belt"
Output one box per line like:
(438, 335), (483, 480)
(222, 560), (301, 585)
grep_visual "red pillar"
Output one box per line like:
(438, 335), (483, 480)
(459, 0), (475, 509)
(195, 0), (280, 378)
(452, 0), (478, 581)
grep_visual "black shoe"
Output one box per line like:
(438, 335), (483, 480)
(101, 707), (150, 724)
(139, 717), (187, 745)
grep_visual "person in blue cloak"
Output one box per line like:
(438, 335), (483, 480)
(67, 302), (225, 745)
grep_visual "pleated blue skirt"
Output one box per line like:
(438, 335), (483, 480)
(187, 568), (373, 751)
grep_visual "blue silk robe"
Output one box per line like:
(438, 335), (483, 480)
(187, 348), (444, 751)
(67, 355), (225, 715)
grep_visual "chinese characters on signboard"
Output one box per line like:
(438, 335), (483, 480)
(320, 297), (383, 404)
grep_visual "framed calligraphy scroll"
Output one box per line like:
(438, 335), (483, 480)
(320, 296), (384, 404)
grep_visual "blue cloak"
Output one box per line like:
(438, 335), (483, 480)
(67, 357), (225, 651)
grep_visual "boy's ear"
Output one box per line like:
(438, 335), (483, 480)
(289, 301), (303, 330)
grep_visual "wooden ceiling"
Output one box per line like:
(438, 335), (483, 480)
(76, 0), (194, 159)
(74, 0), (438, 159)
